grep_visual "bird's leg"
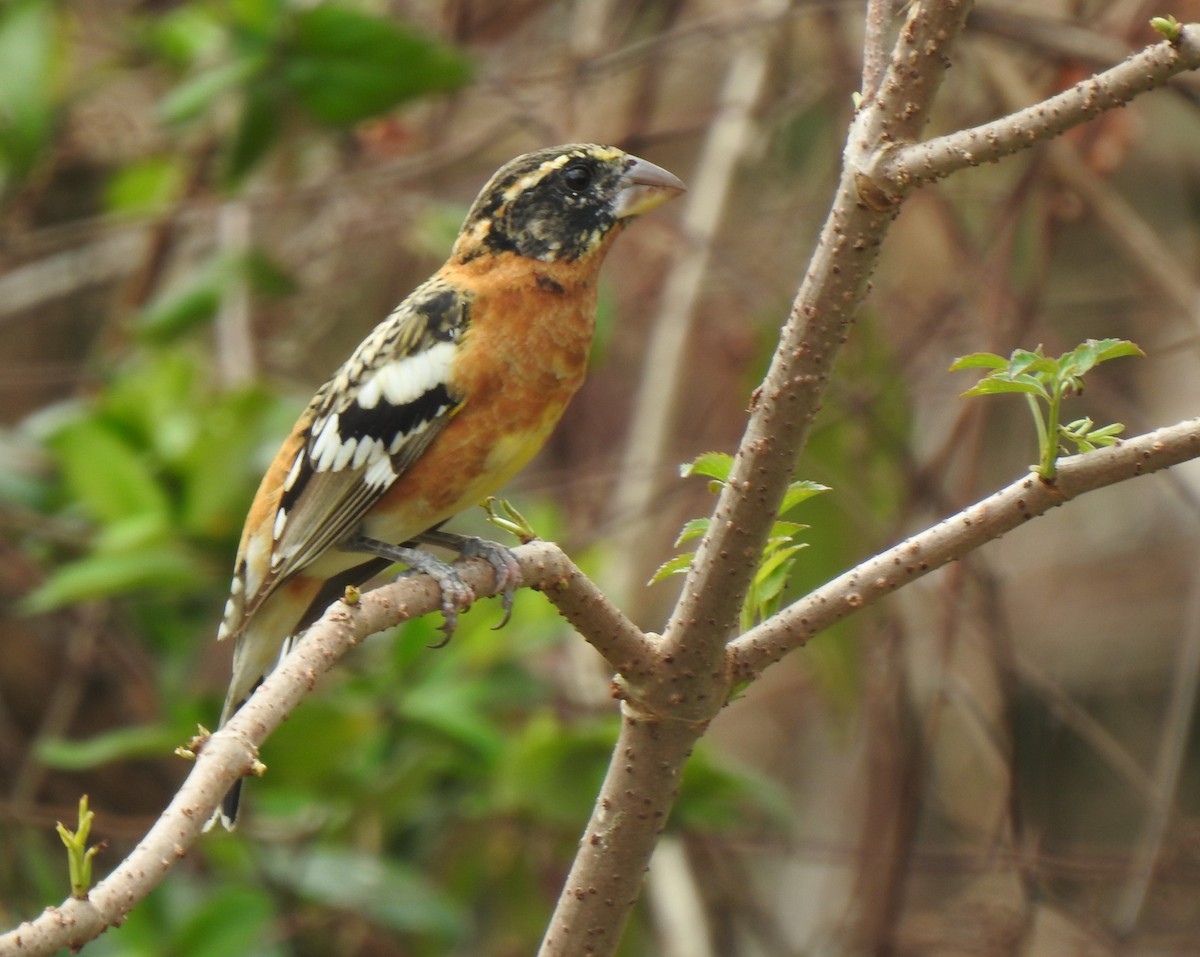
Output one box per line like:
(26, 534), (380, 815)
(412, 529), (521, 629)
(342, 534), (475, 645)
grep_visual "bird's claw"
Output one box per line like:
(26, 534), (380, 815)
(396, 560), (474, 648)
(347, 532), (519, 644)
(458, 536), (521, 629)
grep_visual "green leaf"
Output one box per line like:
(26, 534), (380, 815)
(36, 724), (179, 770)
(0, 0), (62, 187)
(158, 57), (260, 125)
(681, 451), (733, 483)
(48, 419), (171, 525)
(779, 480), (829, 514)
(960, 376), (1047, 398)
(172, 886), (277, 957)
(23, 543), (199, 612)
(768, 519), (808, 539)
(1151, 15), (1183, 41)
(140, 6), (225, 69)
(673, 747), (791, 831)
(224, 81), (283, 184)
(948, 352), (1009, 371)
(177, 387), (277, 537)
(674, 517), (709, 546)
(136, 279), (221, 342)
(283, 4), (472, 126)
(753, 542), (805, 602)
(1008, 347), (1049, 376)
(260, 846), (462, 935)
(649, 552), (695, 585)
(400, 680), (506, 761)
(492, 715), (615, 824)
(105, 156), (186, 216)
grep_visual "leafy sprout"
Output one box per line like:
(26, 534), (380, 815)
(652, 452), (829, 631)
(950, 338), (1143, 481)
(56, 795), (102, 900)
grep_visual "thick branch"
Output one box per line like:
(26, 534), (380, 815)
(730, 418), (1200, 679)
(660, 0), (973, 691)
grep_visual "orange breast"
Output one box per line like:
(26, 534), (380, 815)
(361, 252), (601, 542)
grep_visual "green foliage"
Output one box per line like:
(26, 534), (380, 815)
(85, 880), (281, 957)
(55, 796), (99, 899)
(0, 0), (63, 197)
(482, 495), (540, 544)
(1150, 15), (1183, 41)
(37, 725), (184, 771)
(950, 338), (1143, 480)
(105, 156), (188, 216)
(147, 1), (473, 183)
(652, 452), (829, 632)
(18, 348), (292, 613)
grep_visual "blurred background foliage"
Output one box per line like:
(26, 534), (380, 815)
(4, 0), (1200, 954)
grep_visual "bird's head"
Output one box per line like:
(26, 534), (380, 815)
(452, 143), (685, 264)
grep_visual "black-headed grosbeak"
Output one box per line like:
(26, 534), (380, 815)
(212, 144), (684, 827)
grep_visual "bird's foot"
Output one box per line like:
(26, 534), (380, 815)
(415, 529), (521, 630)
(344, 535), (475, 645)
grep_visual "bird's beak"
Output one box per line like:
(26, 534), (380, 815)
(614, 155), (686, 219)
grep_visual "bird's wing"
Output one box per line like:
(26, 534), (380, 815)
(223, 276), (470, 638)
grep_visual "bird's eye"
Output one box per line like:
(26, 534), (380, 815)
(562, 163), (593, 192)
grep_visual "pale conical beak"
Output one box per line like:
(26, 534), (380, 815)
(614, 155), (686, 219)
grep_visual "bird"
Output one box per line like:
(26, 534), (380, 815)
(210, 143), (685, 828)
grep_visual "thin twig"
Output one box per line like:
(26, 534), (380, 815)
(875, 25), (1200, 192)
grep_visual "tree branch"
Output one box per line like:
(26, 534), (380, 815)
(730, 417), (1200, 678)
(873, 24), (1200, 193)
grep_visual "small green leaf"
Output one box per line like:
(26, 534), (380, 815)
(768, 520), (808, 539)
(649, 552), (695, 585)
(0, 0), (63, 188)
(1093, 338), (1145, 361)
(158, 57), (259, 125)
(779, 480), (829, 514)
(1008, 348), (1049, 376)
(37, 724), (179, 770)
(140, 5), (225, 68)
(681, 452), (733, 483)
(137, 280), (222, 342)
(283, 4), (472, 126)
(224, 81), (283, 184)
(48, 419), (171, 525)
(948, 352), (1009, 371)
(481, 495), (540, 544)
(22, 543), (199, 612)
(675, 517), (710, 546)
(56, 795), (99, 899)
(1150, 15), (1182, 41)
(260, 846), (462, 934)
(960, 376), (1047, 398)
(1086, 422), (1125, 442)
(106, 156), (186, 216)
(952, 337), (1142, 479)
